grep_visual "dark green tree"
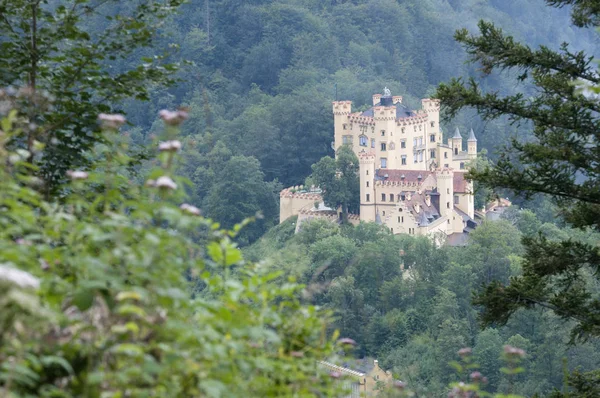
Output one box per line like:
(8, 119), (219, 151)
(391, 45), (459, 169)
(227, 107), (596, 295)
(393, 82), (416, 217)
(436, 0), (600, 342)
(310, 145), (360, 223)
(204, 155), (280, 245)
(0, 0), (184, 193)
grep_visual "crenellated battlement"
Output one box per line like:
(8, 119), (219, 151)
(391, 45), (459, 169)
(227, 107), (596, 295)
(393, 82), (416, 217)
(333, 101), (352, 115)
(358, 151), (376, 161)
(279, 186), (323, 200)
(396, 114), (428, 126)
(421, 98), (441, 112)
(349, 114), (376, 124)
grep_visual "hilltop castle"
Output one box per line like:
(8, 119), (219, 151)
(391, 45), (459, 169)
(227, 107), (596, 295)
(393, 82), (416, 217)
(280, 90), (478, 244)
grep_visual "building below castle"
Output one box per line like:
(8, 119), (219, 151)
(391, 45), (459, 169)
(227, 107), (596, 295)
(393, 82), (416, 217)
(280, 90), (479, 244)
(319, 359), (395, 397)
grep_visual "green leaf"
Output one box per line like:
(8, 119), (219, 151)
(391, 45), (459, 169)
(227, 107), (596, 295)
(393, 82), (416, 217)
(73, 288), (95, 311)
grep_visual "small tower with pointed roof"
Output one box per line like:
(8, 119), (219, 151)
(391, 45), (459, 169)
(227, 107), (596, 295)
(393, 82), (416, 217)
(467, 128), (477, 159)
(451, 127), (462, 156)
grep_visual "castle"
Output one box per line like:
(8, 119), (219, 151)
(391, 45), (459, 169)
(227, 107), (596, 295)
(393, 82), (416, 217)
(280, 89), (478, 244)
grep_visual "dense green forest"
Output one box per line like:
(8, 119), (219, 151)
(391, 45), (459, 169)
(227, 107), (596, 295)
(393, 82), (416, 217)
(0, 0), (599, 396)
(245, 212), (600, 396)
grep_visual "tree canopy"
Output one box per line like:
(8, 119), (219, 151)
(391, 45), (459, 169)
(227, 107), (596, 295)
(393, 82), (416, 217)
(435, 0), (600, 343)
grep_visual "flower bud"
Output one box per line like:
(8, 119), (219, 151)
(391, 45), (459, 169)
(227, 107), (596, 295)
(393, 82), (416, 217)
(155, 176), (177, 190)
(159, 109), (189, 126)
(67, 170), (89, 180)
(180, 203), (201, 216)
(158, 140), (182, 152)
(98, 113), (126, 129)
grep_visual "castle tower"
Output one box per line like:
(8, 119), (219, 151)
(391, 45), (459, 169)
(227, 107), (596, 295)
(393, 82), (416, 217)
(359, 151), (376, 222)
(422, 99), (441, 143)
(451, 127), (462, 156)
(373, 92), (397, 168)
(467, 128), (477, 159)
(333, 101), (352, 151)
(436, 168), (454, 234)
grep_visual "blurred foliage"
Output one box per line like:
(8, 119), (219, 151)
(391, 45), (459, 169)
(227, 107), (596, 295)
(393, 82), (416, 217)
(0, 106), (343, 397)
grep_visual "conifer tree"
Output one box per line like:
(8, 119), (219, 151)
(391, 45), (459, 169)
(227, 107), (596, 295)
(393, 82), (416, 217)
(436, 0), (600, 341)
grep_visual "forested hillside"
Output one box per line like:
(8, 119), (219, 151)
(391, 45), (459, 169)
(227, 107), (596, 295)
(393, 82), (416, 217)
(244, 207), (600, 396)
(120, 0), (599, 242)
(0, 0), (598, 396)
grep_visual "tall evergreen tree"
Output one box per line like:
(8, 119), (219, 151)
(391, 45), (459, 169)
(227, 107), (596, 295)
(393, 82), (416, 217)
(436, 0), (600, 342)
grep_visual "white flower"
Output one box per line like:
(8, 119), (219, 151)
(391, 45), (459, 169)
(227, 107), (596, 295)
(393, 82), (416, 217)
(155, 176), (177, 190)
(158, 140), (182, 152)
(159, 109), (189, 126)
(67, 170), (89, 180)
(0, 265), (40, 289)
(98, 113), (126, 129)
(180, 203), (201, 216)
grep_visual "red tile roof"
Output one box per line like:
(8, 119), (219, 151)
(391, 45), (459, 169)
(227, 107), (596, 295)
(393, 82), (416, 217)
(453, 172), (469, 193)
(376, 169), (432, 183)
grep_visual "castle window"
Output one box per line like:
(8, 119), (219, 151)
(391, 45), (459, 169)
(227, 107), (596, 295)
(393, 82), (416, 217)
(431, 121), (435, 127)
(418, 137), (423, 145)
(401, 194), (406, 201)
(401, 128), (405, 134)
(454, 195), (459, 205)
(454, 147), (458, 155)
(401, 140), (406, 149)
(366, 181), (369, 187)
(444, 163), (449, 168)
(366, 194), (370, 202)
(402, 216), (404, 223)
(460, 162), (465, 170)
(418, 151), (423, 162)
(359, 135), (368, 146)
(444, 152), (448, 159)
(382, 193), (386, 202)
(391, 228), (394, 233)
(401, 155), (407, 165)
(419, 125), (422, 131)
(447, 202), (450, 209)
(342, 135), (352, 145)
(381, 142), (387, 151)
(413, 154), (417, 163)
(430, 134), (436, 142)
(371, 139), (375, 148)
(413, 138), (417, 146)
(430, 149), (436, 159)
(398, 216), (400, 222)
(389, 142), (395, 150)
(414, 126), (417, 132)
(389, 194), (394, 202)
(366, 170), (369, 175)
(382, 211), (386, 216)
(381, 158), (387, 168)
(343, 124), (348, 130)
(381, 130), (385, 136)
(447, 188), (450, 194)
